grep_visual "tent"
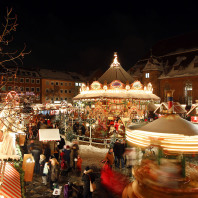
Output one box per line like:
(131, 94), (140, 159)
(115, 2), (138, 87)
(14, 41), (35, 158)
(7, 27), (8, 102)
(0, 163), (21, 198)
(39, 129), (60, 142)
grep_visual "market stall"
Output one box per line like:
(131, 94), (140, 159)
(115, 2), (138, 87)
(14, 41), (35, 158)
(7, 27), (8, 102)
(39, 129), (60, 154)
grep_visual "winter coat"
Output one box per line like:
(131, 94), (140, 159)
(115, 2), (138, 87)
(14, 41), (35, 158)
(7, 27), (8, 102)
(31, 148), (41, 163)
(43, 162), (49, 175)
(113, 142), (125, 158)
(72, 144), (79, 158)
(50, 164), (59, 182)
(105, 151), (114, 166)
(82, 169), (95, 194)
(76, 157), (83, 171)
(63, 149), (71, 162)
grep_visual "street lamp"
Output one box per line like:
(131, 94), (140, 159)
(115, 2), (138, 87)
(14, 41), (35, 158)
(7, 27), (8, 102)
(86, 118), (96, 144)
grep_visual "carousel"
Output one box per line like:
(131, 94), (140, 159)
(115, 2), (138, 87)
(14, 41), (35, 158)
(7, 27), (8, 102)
(73, 52), (160, 137)
(126, 94), (198, 198)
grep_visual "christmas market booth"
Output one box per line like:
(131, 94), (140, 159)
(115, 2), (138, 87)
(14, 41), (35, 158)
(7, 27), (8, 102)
(73, 53), (160, 139)
(0, 92), (25, 198)
(126, 113), (198, 198)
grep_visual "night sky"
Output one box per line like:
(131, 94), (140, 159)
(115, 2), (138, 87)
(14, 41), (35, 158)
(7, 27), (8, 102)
(0, 1), (198, 75)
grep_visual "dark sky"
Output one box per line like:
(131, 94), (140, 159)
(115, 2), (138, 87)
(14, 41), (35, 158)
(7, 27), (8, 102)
(0, 1), (198, 74)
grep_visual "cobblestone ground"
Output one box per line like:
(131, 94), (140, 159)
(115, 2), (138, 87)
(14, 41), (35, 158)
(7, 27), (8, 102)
(25, 142), (107, 198)
(25, 141), (132, 198)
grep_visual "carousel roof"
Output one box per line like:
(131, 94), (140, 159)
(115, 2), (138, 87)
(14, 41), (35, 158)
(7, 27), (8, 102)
(73, 89), (160, 101)
(98, 52), (134, 84)
(139, 114), (198, 136)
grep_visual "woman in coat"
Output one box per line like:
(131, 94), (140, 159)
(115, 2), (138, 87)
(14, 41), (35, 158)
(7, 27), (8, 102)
(49, 158), (59, 190)
(82, 166), (95, 198)
(104, 148), (114, 168)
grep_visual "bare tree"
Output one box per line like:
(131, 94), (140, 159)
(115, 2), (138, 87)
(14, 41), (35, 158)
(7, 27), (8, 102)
(0, 8), (30, 89)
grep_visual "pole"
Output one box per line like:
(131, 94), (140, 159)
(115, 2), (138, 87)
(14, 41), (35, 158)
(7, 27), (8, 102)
(89, 125), (92, 145)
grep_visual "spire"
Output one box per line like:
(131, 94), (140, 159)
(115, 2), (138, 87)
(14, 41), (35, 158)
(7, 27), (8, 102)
(110, 52), (121, 68)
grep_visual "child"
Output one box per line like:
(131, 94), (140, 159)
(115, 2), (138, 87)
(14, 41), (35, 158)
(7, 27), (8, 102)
(76, 155), (83, 176)
(42, 160), (49, 185)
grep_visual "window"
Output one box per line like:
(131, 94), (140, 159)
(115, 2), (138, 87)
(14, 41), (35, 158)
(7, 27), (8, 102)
(20, 87), (24, 91)
(36, 87), (40, 92)
(20, 78), (24, 83)
(14, 77), (18, 82)
(25, 78), (30, 83)
(31, 87), (35, 92)
(60, 97), (63, 100)
(56, 97), (59, 100)
(8, 77), (13, 82)
(1, 86), (6, 91)
(184, 82), (192, 105)
(75, 82), (78, 86)
(36, 79), (40, 84)
(60, 82), (63, 86)
(60, 89), (63, 93)
(65, 82), (67, 86)
(51, 98), (53, 101)
(46, 97), (49, 101)
(8, 86), (12, 91)
(31, 79), (35, 84)
(69, 90), (71, 94)
(25, 87), (30, 92)
(46, 89), (49, 93)
(55, 82), (59, 86)
(79, 83), (82, 86)
(51, 81), (54, 85)
(145, 73), (150, 78)
(65, 98), (67, 101)
(46, 81), (49, 85)
(65, 90), (67, 93)
(69, 83), (71, 86)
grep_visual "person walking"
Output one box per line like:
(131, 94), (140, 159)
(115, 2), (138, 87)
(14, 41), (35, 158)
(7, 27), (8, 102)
(63, 145), (71, 168)
(49, 158), (60, 190)
(104, 148), (114, 168)
(82, 166), (95, 198)
(71, 141), (79, 169)
(31, 146), (41, 174)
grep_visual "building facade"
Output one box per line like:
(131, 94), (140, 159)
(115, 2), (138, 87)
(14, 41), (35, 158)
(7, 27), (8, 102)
(129, 31), (198, 105)
(0, 68), (42, 103)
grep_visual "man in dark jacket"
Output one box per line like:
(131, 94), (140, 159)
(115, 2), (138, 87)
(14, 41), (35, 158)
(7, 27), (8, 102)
(31, 146), (41, 174)
(82, 166), (95, 198)
(113, 139), (125, 169)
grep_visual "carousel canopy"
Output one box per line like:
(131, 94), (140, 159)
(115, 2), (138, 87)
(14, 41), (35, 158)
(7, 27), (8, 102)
(98, 52), (134, 84)
(126, 114), (198, 153)
(139, 114), (198, 136)
(73, 80), (160, 101)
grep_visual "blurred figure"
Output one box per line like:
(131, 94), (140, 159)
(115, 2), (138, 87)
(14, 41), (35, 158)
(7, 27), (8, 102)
(81, 123), (86, 136)
(77, 154), (83, 176)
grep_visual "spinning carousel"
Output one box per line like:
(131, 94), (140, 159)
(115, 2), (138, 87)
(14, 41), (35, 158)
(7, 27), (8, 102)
(126, 94), (198, 198)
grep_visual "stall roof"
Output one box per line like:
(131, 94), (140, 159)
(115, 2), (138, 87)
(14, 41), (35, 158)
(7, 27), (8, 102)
(39, 129), (60, 141)
(0, 163), (21, 198)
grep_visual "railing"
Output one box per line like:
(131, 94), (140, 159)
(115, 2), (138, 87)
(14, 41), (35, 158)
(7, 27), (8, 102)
(73, 135), (111, 148)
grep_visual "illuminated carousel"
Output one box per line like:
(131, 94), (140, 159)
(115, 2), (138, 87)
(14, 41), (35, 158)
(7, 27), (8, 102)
(126, 98), (198, 198)
(73, 53), (160, 137)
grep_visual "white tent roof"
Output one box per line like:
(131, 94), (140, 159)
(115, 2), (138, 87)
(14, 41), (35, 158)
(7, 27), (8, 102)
(39, 129), (60, 141)
(73, 89), (160, 101)
(138, 114), (198, 136)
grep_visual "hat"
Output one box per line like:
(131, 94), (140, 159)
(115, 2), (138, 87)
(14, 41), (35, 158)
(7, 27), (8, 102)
(85, 166), (90, 171)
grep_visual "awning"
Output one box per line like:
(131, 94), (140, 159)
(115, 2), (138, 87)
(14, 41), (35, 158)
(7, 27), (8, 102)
(39, 129), (60, 141)
(0, 163), (21, 198)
